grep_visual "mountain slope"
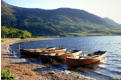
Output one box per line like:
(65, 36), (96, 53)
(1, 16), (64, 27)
(104, 18), (121, 28)
(1, 1), (121, 36)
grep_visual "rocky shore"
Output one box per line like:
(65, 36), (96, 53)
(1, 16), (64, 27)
(1, 38), (96, 80)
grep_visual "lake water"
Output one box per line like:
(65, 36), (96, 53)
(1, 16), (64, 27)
(11, 36), (121, 80)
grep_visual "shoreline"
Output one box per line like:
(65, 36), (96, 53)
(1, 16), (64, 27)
(1, 38), (95, 80)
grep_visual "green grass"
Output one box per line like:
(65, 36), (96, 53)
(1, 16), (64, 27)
(1, 38), (20, 42)
(1, 70), (16, 80)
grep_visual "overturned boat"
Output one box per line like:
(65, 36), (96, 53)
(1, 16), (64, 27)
(65, 51), (107, 67)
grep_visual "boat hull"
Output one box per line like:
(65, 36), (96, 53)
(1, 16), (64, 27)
(20, 49), (41, 58)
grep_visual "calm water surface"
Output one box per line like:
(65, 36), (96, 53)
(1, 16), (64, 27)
(11, 36), (121, 80)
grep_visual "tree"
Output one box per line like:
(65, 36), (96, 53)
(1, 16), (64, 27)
(1, 26), (32, 38)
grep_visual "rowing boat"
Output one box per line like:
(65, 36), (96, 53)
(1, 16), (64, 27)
(55, 50), (82, 62)
(65, 51), (106, 67)
(40, 50), (82, 62)
(42, 48), (67, 54)
(20, 47), (56, 57)
(20, 47), (67, 58)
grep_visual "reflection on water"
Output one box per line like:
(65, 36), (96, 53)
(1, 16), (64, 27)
(11, 36), (121, 80)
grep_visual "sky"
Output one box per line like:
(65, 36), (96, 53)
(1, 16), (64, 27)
(3, 0), (121, 24)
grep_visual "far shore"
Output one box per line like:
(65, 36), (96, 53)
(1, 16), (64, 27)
(1, 37), (56, 42)
(1, 38), (95, 80)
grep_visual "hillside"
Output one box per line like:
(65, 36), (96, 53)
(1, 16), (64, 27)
(1, 0), (121, 36)
(104, 18), (121, 29)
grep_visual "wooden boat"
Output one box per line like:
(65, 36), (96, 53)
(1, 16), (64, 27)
(65, 51), (107, 67)
(20, 47), (67, 58)
(40, 50), (82, 62)
(20, 47), (56, 57)
(55, 50), (82, 62)
(42, 48), (67, 54)
(20, 47), (56, 52)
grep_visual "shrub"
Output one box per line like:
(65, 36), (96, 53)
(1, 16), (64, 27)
(1, 70), (16, 80)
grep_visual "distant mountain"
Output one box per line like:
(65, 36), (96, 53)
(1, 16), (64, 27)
(1, 0), (121, 36)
